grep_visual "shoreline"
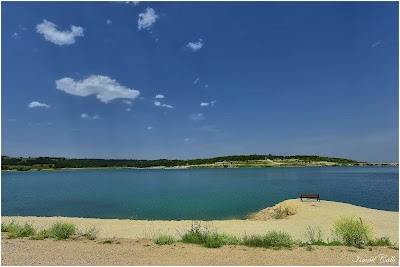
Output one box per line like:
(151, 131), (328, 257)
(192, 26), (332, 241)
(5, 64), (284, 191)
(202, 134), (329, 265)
(2, 164), (398, 173)
(3, 199), (398, 244)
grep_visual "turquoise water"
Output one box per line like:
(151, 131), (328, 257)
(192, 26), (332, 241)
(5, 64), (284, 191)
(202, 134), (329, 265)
(2, 167), (398, 220)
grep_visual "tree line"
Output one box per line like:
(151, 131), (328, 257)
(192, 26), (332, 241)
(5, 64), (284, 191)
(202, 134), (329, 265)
(1, 154), (359, 170)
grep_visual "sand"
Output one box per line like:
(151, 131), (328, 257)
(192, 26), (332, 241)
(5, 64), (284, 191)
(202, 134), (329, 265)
(2, 199), (399, 265)
(2, 199), (398, 243)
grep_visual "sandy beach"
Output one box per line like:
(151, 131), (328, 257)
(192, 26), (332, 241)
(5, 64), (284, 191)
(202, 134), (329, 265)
(2, 199), (399, 265)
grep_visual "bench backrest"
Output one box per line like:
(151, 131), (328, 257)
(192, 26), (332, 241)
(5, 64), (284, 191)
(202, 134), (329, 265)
(301, 194), (319, 198)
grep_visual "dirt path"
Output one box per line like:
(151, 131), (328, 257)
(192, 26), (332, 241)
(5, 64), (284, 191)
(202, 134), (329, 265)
(1, 234), (398, 266)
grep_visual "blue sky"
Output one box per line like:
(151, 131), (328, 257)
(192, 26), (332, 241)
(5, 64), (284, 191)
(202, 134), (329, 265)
(2, 1), (399, 162)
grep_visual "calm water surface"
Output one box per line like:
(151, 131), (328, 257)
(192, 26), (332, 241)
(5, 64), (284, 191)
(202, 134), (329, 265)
(2, 167), (398, 220)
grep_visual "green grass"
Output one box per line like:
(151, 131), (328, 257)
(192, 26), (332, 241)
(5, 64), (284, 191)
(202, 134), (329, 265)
(180, 221), (239, 248)
(242, 231), (293, 248)
(1, 220), (17, 232)
(368, 237), (392, 246)
(154, 235), (175, 245)
(43, 222), (76, 240)
(101, 239), (114, 244)
(7, 223), (36, 238)
(332, 216), (373, 248)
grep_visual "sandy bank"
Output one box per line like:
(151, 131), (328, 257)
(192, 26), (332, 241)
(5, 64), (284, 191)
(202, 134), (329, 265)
(2, 199), (398, 244)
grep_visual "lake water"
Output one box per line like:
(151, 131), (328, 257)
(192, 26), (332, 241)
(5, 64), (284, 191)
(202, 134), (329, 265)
(1, 167), (398, 220)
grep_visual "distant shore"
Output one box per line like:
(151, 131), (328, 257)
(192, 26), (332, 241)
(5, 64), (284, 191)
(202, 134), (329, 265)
(6, 154), (396, 172)
(2, 162), (398, 172)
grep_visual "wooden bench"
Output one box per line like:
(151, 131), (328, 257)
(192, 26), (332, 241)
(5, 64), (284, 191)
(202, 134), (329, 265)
(300, 194), (320, 201)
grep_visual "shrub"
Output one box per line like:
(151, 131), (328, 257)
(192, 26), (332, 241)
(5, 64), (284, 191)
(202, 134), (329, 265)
(101, 239), (114, 244)
(204, 234), (224, 248)
(46, 222), (76, 240)
(332, 216), (372, 248)
(263, 230), (293, 248)
(154, 235), (175, 245)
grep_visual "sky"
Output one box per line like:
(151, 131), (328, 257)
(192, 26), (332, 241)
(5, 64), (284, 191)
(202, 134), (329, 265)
(2, 1), (399, 162)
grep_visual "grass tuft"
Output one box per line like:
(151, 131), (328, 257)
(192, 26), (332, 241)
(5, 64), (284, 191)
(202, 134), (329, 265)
(242, 230), (293, 248)
(82, 227), (99, 240)
(45, 222), (76, 240)
(7, 223), (36, 238)
(368, 237), (392, 246)
(154, 235), (175, 245)
(1, 220), (17, 233)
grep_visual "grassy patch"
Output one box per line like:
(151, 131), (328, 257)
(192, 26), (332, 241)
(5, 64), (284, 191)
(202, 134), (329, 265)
(332, 216), (373, 248)
(272, 204), (296, 219)
(154, 235), (175, 245)
(304, 226), (323, 244)
(101, 239), (114, 244)
(82, 227), (99, 240)
(7, 223), (36, 238)
(242, 231), (293, 248)
(1, 220), (17, 232)
(44, 222), (76, 240)
(180, 221), (239, 248)
(368, 237), (392, 246)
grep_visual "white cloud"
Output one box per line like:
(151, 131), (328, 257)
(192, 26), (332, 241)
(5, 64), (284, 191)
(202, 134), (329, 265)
(56, 75), (140, 103)
(147, 126), (153, 130)
(106, 19), (112, 25)
(371, 41), (382, 48)
(193, 78), (200, 84)
(154, 94), (164, 99)
(161, 104), (173, 108)
(154, 101), (173, 109)
(126, 108), (131, 112)
(205, 84), (209, 88)
(138, 8), (158, 30)
(81, 113), (100, 119)
(123, 100), (132, 105)
(125, 1), (139, 5)
(190, 113), (205, 121)
(186, 39), (204, 52)
(12, 33), (21, 39)
(200, 100), (216, 107)
(36, 19), (84, 45)
(28, 101), (50, 108)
